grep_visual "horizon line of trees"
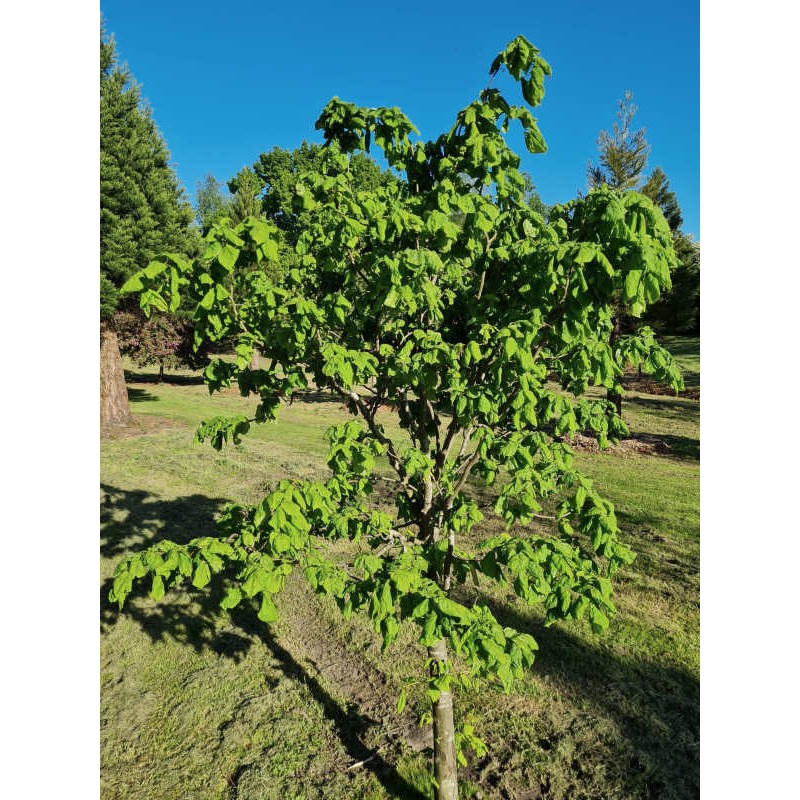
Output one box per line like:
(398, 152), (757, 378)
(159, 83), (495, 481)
(100, 26), (698, 431)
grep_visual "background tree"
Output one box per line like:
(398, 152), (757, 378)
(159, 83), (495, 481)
(641, 167), (682, 233)
(586, 92), (698, 408)
(112, 36), (682, 800)
(644, 233), (700, 334)
(194, 173), (231, 234)
(100, 26), (197, 428)
(252, 141), (395, 246)
(587, 90), (649, 191)
(227, 166), (264, 224)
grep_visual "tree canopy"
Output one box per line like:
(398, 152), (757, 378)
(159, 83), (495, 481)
(113, 35), (684, 799)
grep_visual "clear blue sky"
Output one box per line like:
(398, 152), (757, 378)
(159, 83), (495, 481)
(101, 0), (699, 238)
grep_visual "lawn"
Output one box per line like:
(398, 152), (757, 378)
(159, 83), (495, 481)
(101, 341), (699, 800)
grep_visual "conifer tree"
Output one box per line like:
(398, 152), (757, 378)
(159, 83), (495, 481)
(100, 26), (196, 427)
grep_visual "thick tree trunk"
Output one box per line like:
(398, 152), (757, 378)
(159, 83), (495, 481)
(100, 321), (133, 430)
(428, 639), (458, 800)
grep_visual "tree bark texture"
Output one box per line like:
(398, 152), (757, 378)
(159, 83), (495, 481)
(429, 638), (459, 800)
(100, 321), (133, 431)
(250, 347), (260, 371)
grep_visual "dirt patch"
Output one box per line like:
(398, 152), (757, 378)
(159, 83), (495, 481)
(568, 432), (673, 456)
(620, 375), (700, 401)
(280, 575), (432, 755)
(101, 414), (183, 440)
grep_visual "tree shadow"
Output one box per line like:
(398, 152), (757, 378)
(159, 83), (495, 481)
(126, 387), (159, 403)
(100, 485), (427, 800)
(627, 431), (700, 461)
(101, 483), (228, 559)
(125, 369), (205, 385)
(625, 395), (700, 419)
(481, 597), (699, 799)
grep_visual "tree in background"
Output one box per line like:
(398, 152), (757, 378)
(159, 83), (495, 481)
(587, 92), (698, 404)
(587, 90), (649, 192)
(521, 171), (549, 219)
(112, 36), (683, 799)
(100, 26), (197, 427)
(194, 173), (231, 234)
(641, 167), (682, 233)
(227, 166), (264, 224)
(252, 141), (395, 246)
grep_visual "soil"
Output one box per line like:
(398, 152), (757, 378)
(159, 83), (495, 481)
(280, 574), (432, 755)
(620, 374), (700, 401)
(101, 413), (183, 440)
(567, 432), (674, 456)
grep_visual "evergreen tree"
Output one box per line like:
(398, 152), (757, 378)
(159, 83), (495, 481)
(641, 167), (683, 233)
(100, 27), (196, 427)
(227, 166), (264, 224)
(587, 91), (650, 191)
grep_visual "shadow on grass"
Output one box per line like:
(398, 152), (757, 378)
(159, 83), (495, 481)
(628, 431), (700, 461)
(484, 598), (699, 799)
(125, 369), (205, 385)
(100, 484), (427, 800)
(127, 387), (159, 404)
(626, 395), (700, 419)
(101, 483), (227, 559)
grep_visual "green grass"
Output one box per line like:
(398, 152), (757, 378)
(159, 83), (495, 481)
(101, 342), (699, 800)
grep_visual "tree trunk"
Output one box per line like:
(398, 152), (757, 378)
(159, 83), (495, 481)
(100, 321), (133, 430)
(428, 639), (458, 800)
(251, 348), (260, 371)
(158, 361), (165, 383)
(606, 312), (623, 418)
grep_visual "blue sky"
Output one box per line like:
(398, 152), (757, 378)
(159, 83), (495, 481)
(101, 0), (699, 238)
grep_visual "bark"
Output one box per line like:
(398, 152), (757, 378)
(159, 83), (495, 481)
(250, 347), (260, 371)
(429, 638), (458, 800)
(606, 312), (623, 417)
(158, 362), (165, 383)
(100, 321), (133, 430)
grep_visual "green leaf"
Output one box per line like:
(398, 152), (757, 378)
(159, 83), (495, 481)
(192, 560), (211, 589)
(258, 594), (278, 623)
(120, 273), (144, 294)
(150, 574), (165, 601)
(220, 586), (243, 610)
(396, 688), (408, 714)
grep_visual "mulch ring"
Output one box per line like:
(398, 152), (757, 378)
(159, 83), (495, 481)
(567, 432), (673, 456)
(620, 374), (700, 401)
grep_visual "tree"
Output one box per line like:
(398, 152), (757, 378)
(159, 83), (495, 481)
(587, 90), (649, 191)
(194, 173), (231, 234)
(227, 166), (264, 224)
(100, 26), (196, 428)
(644, 233), (700, 334)
(252, 141), (395, 245)
(114, 309), (210, 381)
(111, 36), (682, 799)
(641, 167), (682, 233)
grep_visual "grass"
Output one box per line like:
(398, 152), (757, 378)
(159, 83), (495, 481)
(101, 343), (699, 800)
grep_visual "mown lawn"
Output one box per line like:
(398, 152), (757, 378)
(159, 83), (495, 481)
(101, 343), (699, 800)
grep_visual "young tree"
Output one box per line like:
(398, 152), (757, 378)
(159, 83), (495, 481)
(100, 27), (197, 428)
(111, 36), (682, 799)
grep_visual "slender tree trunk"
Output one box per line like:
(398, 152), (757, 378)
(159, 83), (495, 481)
(158, 361), (165, 383)
(100, 321), (133, 430)
(606, 311), (623, 417)
(428, 638), (458, 800)
(251, 348), (260, 371)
